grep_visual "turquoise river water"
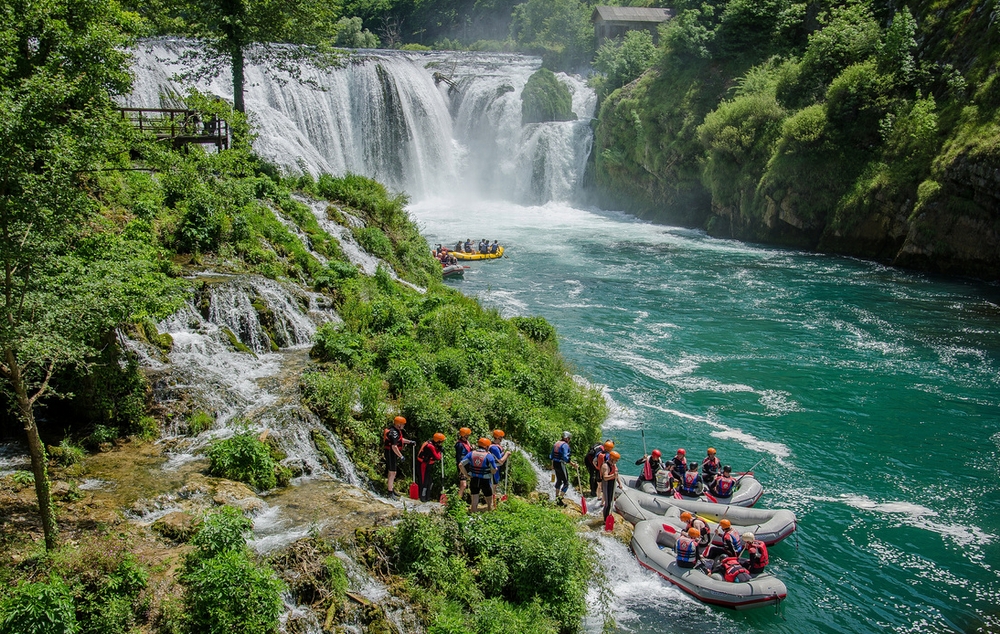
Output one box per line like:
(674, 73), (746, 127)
(409, 197), (1000, 634)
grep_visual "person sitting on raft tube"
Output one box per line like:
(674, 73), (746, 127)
(680, 511), (711, 547)
(678, 461), (705, 497)
(669, 448), (687, 486)
(489, 240), (499, 254)
(635, 449), (662, 487)
(711, 556), (752, 583)
(550, 431), (578, 505)
(741, 531), (769, 574)
(600, 450), (620, 521)
(710, 465), (736, 499)
(701, 447), (721, 487)
(675, 527), (701, 569)
(706, 519), (744, 560)
(454, 428), (473, 500)
(464, 238), (473, 252)
(416, 432), (446, 502)
(586, 440), (614, 499)
(460, 437), (498, 513)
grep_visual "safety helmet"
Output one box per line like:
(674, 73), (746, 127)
(688, 527), (701, 538)
(677, 448), (685, 455)
(609, 451), (620, 460)
(433, 432), (446, 443)
(723, 465), (732, 473)
(562, 430), (571, 439)
(680, 511), (693, 522)
(651, 449), (661, 458)
(477, 437), (491, 448)
(688, 462), (699, 471)
(720, 519), (731, 529)
(707, 447), (716, 455)
(742, 532), (755, 542)
(603, 440), (615, 451)
(393, 416), (406, 426)
(459, 427), (472, 437)
(493, 429), (505, 439)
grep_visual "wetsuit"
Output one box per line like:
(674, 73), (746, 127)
(584, 443), (604, 496)
(383, 427), (404, 474)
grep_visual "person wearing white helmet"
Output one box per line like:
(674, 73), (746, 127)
(741, 531), (769, 574)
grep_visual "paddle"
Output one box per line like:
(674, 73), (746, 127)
(734, 457), (767, 488)
(605, 513), (615, 532)
(439, 458), (447, 504)
(575, 466), (587, 514)
(409, 448), (419, 500)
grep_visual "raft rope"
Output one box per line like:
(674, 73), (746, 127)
(772, 593), (786, 619)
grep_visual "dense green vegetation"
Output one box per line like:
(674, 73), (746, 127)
(522, 69), (578, 124)
(594, 0), (1000, 277)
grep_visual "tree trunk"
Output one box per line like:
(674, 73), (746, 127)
(13, 370), (57, 550)
(232, 46), (245, 114)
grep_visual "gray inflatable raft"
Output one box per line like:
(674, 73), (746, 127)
(615, 484), (797, 546)
(622, 474), (763, 507)
(631, 519), (787, 610)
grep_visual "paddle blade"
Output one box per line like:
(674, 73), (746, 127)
(604, 514), (615, 532)
(409, 482), (419, 500)
(704, 492), (718, 503)
(581, 496), (588, 514)
(439, 492), (448, 504)
(674, 491), (682, 499)
(662, 523), (676, 533)
(501, 494), (508, 502)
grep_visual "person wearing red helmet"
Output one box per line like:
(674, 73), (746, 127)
(383, 415), (415, 498)
(635, 448), (663, 487)
(459, 437), (498, 512)
(669, 448), (687, 488)
(416, 432), (446, 502)
(454, 427), (473, 499)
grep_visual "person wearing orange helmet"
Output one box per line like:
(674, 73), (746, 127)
(550, 431), (579, 505)
(585, 440), (614, 499)
(489, 430), (510, 490)
(674, 526), (701, 569)
(701, 447), (721, 487)
(459, 437), (498, 512)
(416, 432), (447, 502)
(600, 450), (620, 521)
(454, 427), (473, 500)
(680, 511), (711, 547)
(706, 518), (745, 560)
(383, 415), (415, 498)
(635, 448), (663, 487)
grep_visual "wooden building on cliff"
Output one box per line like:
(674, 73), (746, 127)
(591, 6), (673, 46)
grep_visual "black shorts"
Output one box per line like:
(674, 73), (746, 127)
(385, 449), (399, 472)
(470, 477), (493, 497)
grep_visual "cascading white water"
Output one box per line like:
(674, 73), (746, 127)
(127, 40), (595, 204)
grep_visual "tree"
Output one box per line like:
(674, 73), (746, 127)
(0, 0), (179, 550)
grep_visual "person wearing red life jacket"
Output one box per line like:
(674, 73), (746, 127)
(635, 449), (662, 487)
(669, 448), (687, 487)
(712, 556), (752, 582)
(741, 531), (769, 574)
(600, 450), (620, 521)
(710, 464), (737, 499)
(706, 519), (744, 559)
(675, 527), (701, 569)
(416, 432), (446, 502)
(678, 461), (704, 497)
(589, 440), (614, 501)
(701, 447), (721, 487)
(454, 427), (473, 500)
(382, 416), (415, 498)
(459, 438), (498, 513)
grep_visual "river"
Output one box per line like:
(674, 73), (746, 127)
(409, 197), (1000, 634)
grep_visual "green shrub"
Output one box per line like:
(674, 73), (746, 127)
(187, 411), (214, 435)
(355, 226), (393, 260)
(301, 367), (357, 427)
(206, 430), (279, 490)
(0, 578), (78, 634)
(521, 69), (577, 125)
(311, 323), (368, 367)
(181, 550), (284, 634)
(386, 359), (426, 397)
(434, 348), (469, 389)
(509, 316), (556, 345)
(49, 440), (85, 467)
(189, 506), (254, 561)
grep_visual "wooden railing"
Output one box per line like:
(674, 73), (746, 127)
(119, 107), (230, 150)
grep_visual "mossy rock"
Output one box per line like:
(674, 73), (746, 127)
(521, 69), (577, 125)
(152, 511), (200, 542)
(221, 326), (257, 356)
(311, 429), (339, 470)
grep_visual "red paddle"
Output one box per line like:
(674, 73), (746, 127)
(703, 492), (718, 503)
(409, 449), (419, 500)
(439, 459), (447, 504)
(662, 523), (676, 533)
(604, 513), (615, 532)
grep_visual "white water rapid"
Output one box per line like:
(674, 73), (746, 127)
(127, 40), (595, 204)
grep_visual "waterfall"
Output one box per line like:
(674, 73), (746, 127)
(127, 40), (595, 204)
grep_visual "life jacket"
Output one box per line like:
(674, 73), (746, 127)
(602, 460), (618, 481)
(671, 456), (687, 478)
(679, 471), (701, 496)
(382, 427), (403, 450)
(687, 517), (710, 538)
(455, 439), (472, 465)
(675, 535), (698, 563)
(417, 441), (441, 465)
(468, 449), (492, 478)
(719, 557), (750, 583)
(654, 468), (673, 494)
(594, 449), (608, 472)
(722, 529), (744, 555)
(714, 475), (735, 497)
(746, 541), (769, 572)
(702, 457), (720, 477)
(550, 440), (569, 463)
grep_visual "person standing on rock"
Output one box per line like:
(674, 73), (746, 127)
(585, 440), (613, 499)
(550, 431), (578, 505)
(488, 429), (510, 507)
(460, 437), (498, 512)
(455, 427), (473, 500)
(416, 432), (446, 502)
(383, 416), (414, 498)
(600, 450), (620, 522)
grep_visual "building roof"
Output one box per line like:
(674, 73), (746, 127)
(591, 6), (673, 23)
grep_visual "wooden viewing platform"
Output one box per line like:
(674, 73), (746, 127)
(119, 107), (230, 150)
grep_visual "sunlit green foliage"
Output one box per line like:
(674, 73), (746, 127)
(521, 69), (577, 124)
(592, 31), (657, 99)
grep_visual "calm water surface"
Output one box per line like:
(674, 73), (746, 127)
(409, 198), (1000, 634)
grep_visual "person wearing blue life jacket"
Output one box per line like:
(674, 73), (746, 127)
(711, 465), (737, 499)
(454, 427), (473, 500)
(706, 519), (744, 560)
(635, 449), (663, 487)
(669, 448), (687, 488)
(459, 437), (498, 513)
(488, 429), (512, 509)
(550, 431), (578, 505)
(675, 527), (702, 569)
(678, 461), (704, 497)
